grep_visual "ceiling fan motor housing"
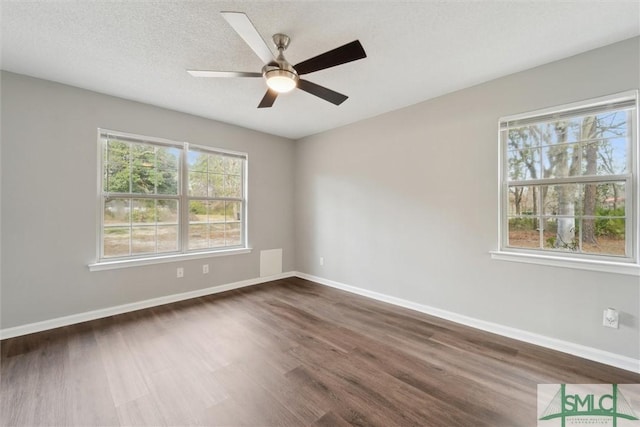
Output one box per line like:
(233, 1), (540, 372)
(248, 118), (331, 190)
(262, 33), (299, 91)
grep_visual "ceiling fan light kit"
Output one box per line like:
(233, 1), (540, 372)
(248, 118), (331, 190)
(187, 11), (367, 108)
(264, 69), (298, 93)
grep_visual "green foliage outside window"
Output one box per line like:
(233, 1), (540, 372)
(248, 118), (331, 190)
(105, 140), (179, 195)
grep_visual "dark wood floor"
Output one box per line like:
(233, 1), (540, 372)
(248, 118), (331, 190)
(1, 277), (639, 426)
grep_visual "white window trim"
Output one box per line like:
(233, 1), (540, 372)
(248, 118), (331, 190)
(88, 248), (252, 272)
(90, 129), (249, 271)
(493, 90), (640, 275)
(490, 251), (640, 276)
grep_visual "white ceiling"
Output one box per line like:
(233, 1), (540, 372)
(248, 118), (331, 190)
(2, 1), (639, 140)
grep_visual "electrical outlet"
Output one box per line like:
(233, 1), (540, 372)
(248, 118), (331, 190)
(603, 308), (619, 329)
(202, 264), (209, 274)
(177, 267), (184, 278)
(320, 257), (324, 266)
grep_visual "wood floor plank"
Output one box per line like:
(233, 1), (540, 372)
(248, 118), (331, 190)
(310, 411), (353, 427)
(1, 328), (73, 426)
(1, 352), (42, 426)
(93, 328), (150, 408)
(232, 351), (324, 424)
(146, 367), (228, 425)
(203, 363), (306, 426)
(2, 277), (639, 426)
(66, 325), (120, 426)
(116, 394), (167, 427)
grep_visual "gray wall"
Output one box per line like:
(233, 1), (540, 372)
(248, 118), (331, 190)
(2, 38), (639, 360)
(1, 71), (295, 328)
(294, 37), (640, 359)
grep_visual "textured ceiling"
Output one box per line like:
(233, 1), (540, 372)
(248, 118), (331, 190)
(2, 1), (639, 140)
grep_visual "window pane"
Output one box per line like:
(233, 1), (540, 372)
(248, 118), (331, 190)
(105, 141), (131, 193)
(507, 219), (539, 249)
(189, 200), (207, 223)
(225, 223), (241, 246)
(157, 225), (178, 252)
(131, 144), (156, 194)
(581, 141), (598, 176)
(105, 198), (130, 225)
(105, 162), (131, 193)
(224, 175), (242, 198)
(507, 148), (539, 181)
(581, 138), (627, 176)
(530, 119), (582, 146)
(104, 227), (130, 257)
(225, 202), (242, 222)
(583, 218), (626, 257)
(188, 151), (207, 172)
(132, 199), (156, 224)
(595, 110), (629, 139)
(542, 143), (581, 179)
(209, 223), (225, 247)
(508, 186), (538, 216)
(209, 201), (225, 222)
(188, 224), (208, 250)
(157, 200), (178, 224)
(542, 184), (582, 216)
(156, 147), (180, 170)
(107, 140), (129, 163)
(581, 182), (627, 257)
(156, 168), (179, 195)
(189, 171), (208, 196)
(132, 173), (155, 194)
(225, 157), (242, 175)
(594, 182), (625, 214)
(209, 154), (225, 174)
(188, 198), (208, 248)
(132, 226), (156, 254)
(209, 173), (224, 197)
(560, 119), (583, 144)
(507, 128), (532, 151)
(542, 217), (578, 251)
(131, 143), (154, 163)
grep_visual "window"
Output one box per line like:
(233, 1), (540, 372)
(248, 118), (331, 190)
(98, 130), (247, 263)
(497, 91), (638, 268)
(186, 147), (244, 250)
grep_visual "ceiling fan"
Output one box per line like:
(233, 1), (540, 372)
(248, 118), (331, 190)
(187, 11), (367, 108)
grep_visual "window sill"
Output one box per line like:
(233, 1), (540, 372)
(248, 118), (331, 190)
(88, 248), (252, 272)
(490, 250), (640, 276)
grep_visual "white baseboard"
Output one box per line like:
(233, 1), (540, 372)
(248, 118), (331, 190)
(0, 271), (296, 340)
(3, 270), (638, 374)
(294, 272), (640, 374)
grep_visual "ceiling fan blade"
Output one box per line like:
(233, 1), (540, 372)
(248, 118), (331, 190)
(294, 40), (366, 76)
(221, 12), (274, 65)
(298, 79), (348, 105)
(187, 70), (262, 78)
(258, 89), (278, 108)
